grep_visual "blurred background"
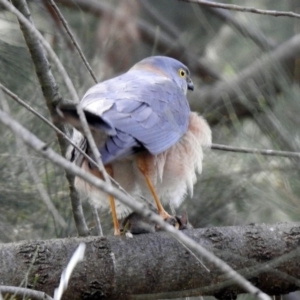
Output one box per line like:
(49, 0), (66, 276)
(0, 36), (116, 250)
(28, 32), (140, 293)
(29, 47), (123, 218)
(0, 0), (300, 252)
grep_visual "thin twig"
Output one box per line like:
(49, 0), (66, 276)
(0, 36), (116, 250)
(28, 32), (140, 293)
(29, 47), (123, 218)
(2, 0), (133, 239)
(1, 91), (67, 228)
(140, 1), (179, 39)
(55, 0), (222, 81)
(75, 106), (112, 184)
(6, 0), (110, 234)
(174, 236), (210, 272)
(211, 143), (300, 159)
(39, 2), (111, 186)
(0, 83), (127, 194)
(92, 206), (103, 236)
(21, 143), (67, 228)
(142, 0), (275, 51)
(2, 0), (105, 180)
(0, 83), (59, 134)
(133, 243), (300, 300)
(8, 0), (89, 236)
(0, 83), (98, 172)
(2, 0), (78, 100)
(200, 3), (276, 50)
(0, 286), (53, 300)
(190, 33), (300, 122)
(0, 109), (271, 300)
(48, 0), (98, 84)
(9, 0), (103, 174)
(181, 0), (300, 19)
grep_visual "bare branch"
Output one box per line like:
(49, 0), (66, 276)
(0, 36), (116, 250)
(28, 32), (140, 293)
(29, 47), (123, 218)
(212, 143), (300, 159)
(200, 3), (276, 50)
(0, 83), (133, 203)
(55, 0), (222, 81)
(142, 0), (275, 51)
(0, 108), (271, 300)
(181, 0), (300, 19)
(0, 83), (100, 168)
(92, 206), (103, 236)
(0, 286), (53, 300)
(0, 83), (60, 135)
(7, 0), (89, 236)
(1, 85), (107, 236)
(139, 1), (181, 40)
(7, 0), (113, 235)
(1, 222), (300, 299)
(47, 0), (98, 84)
(1, 0), (79, 101)
(191, 33), (300, 123)
(21, 144), (67, 228)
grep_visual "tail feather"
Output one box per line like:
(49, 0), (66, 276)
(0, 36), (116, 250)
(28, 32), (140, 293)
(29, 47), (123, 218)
(65, 129), (87, 167)
(57, 103), (116, 135)
(58, 103), (142, 165)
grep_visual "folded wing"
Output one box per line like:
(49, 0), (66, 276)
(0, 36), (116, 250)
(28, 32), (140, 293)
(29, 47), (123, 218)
(60, 69), (190, 164)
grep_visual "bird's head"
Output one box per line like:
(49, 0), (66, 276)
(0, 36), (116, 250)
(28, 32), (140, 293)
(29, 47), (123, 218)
(131, 56), (194, 95)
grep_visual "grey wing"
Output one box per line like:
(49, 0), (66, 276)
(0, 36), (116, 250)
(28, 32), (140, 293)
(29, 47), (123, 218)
(80, 70), (190, 164)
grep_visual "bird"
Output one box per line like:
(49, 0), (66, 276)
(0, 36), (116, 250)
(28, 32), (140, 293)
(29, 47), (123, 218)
(58, 56), (212, 235)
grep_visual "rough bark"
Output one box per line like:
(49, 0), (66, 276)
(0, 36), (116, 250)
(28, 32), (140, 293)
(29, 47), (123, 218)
(1, 223), (300, 299)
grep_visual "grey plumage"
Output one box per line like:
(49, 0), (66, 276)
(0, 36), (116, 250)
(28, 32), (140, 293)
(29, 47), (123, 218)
(58, 56), (212, 224)
(59, 56), (192, 165)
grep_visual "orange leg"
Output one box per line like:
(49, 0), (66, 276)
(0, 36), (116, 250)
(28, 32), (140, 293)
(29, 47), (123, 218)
(137, 156), (172, 220)
(109, 194), (120, 235)
(106, 166), (120, 235)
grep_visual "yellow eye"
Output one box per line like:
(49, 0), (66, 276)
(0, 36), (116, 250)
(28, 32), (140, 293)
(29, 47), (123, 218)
(178, 68), (186, 78)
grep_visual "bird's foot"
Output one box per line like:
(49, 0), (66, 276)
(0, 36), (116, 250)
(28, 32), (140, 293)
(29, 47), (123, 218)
(161, 215), (180, 229)
(121, 212), (156, 235)
(158, 210), (181, 229)
(156, 213), (193, 231)
(174, 212), (193, 230)
(120, 211), (193, 235)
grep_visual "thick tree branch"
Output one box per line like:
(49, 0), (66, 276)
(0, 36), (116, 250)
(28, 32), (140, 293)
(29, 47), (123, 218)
(1, 223), (300, 299)
(0, 109), (270, 300)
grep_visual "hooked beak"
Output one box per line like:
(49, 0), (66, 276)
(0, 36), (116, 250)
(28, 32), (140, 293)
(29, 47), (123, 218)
(187, 78), (194, 91)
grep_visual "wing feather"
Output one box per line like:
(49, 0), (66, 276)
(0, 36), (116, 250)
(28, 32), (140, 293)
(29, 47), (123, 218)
(80, 69), (190, 164)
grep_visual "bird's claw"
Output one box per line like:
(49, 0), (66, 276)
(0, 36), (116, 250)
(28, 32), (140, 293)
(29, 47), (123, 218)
(159, 212), (193, 230)
(161, 215), (179, 228)
(121, 212), (156, 235)
(120, 211), (193, 235)
(174, 212), (193, 230)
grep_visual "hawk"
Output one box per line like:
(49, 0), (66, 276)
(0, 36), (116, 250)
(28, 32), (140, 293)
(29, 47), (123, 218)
(58, 56), (211, 235)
